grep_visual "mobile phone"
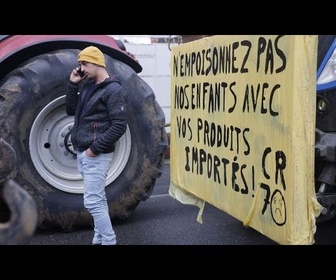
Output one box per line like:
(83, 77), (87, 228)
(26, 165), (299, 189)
(77, 67), (85, 77)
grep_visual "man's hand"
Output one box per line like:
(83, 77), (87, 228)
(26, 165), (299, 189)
(85, 148), (97, 157)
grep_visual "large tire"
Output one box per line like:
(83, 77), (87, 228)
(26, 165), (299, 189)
(0, 49), (168, 231)
(315, 35), (336, 185)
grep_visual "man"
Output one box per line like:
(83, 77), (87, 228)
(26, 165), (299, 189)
(66, 46), (128, 245)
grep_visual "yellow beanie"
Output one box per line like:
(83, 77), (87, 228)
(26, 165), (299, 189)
(78, 46), (106, 67)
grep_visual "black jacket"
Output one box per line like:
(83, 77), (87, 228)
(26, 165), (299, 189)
(66, 76), (128, 155)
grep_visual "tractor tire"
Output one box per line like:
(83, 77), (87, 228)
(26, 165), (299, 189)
(0, 49), (168, 231)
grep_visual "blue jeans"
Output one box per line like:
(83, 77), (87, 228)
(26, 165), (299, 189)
(77, 151), (116, 245)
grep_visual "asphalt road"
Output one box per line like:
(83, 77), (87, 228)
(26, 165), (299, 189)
(26, 161), (336, 246)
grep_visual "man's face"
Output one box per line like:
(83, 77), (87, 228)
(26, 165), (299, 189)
(78, 61), (99, 79)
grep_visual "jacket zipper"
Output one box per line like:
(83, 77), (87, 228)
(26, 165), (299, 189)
(93, 122), (97, 141)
